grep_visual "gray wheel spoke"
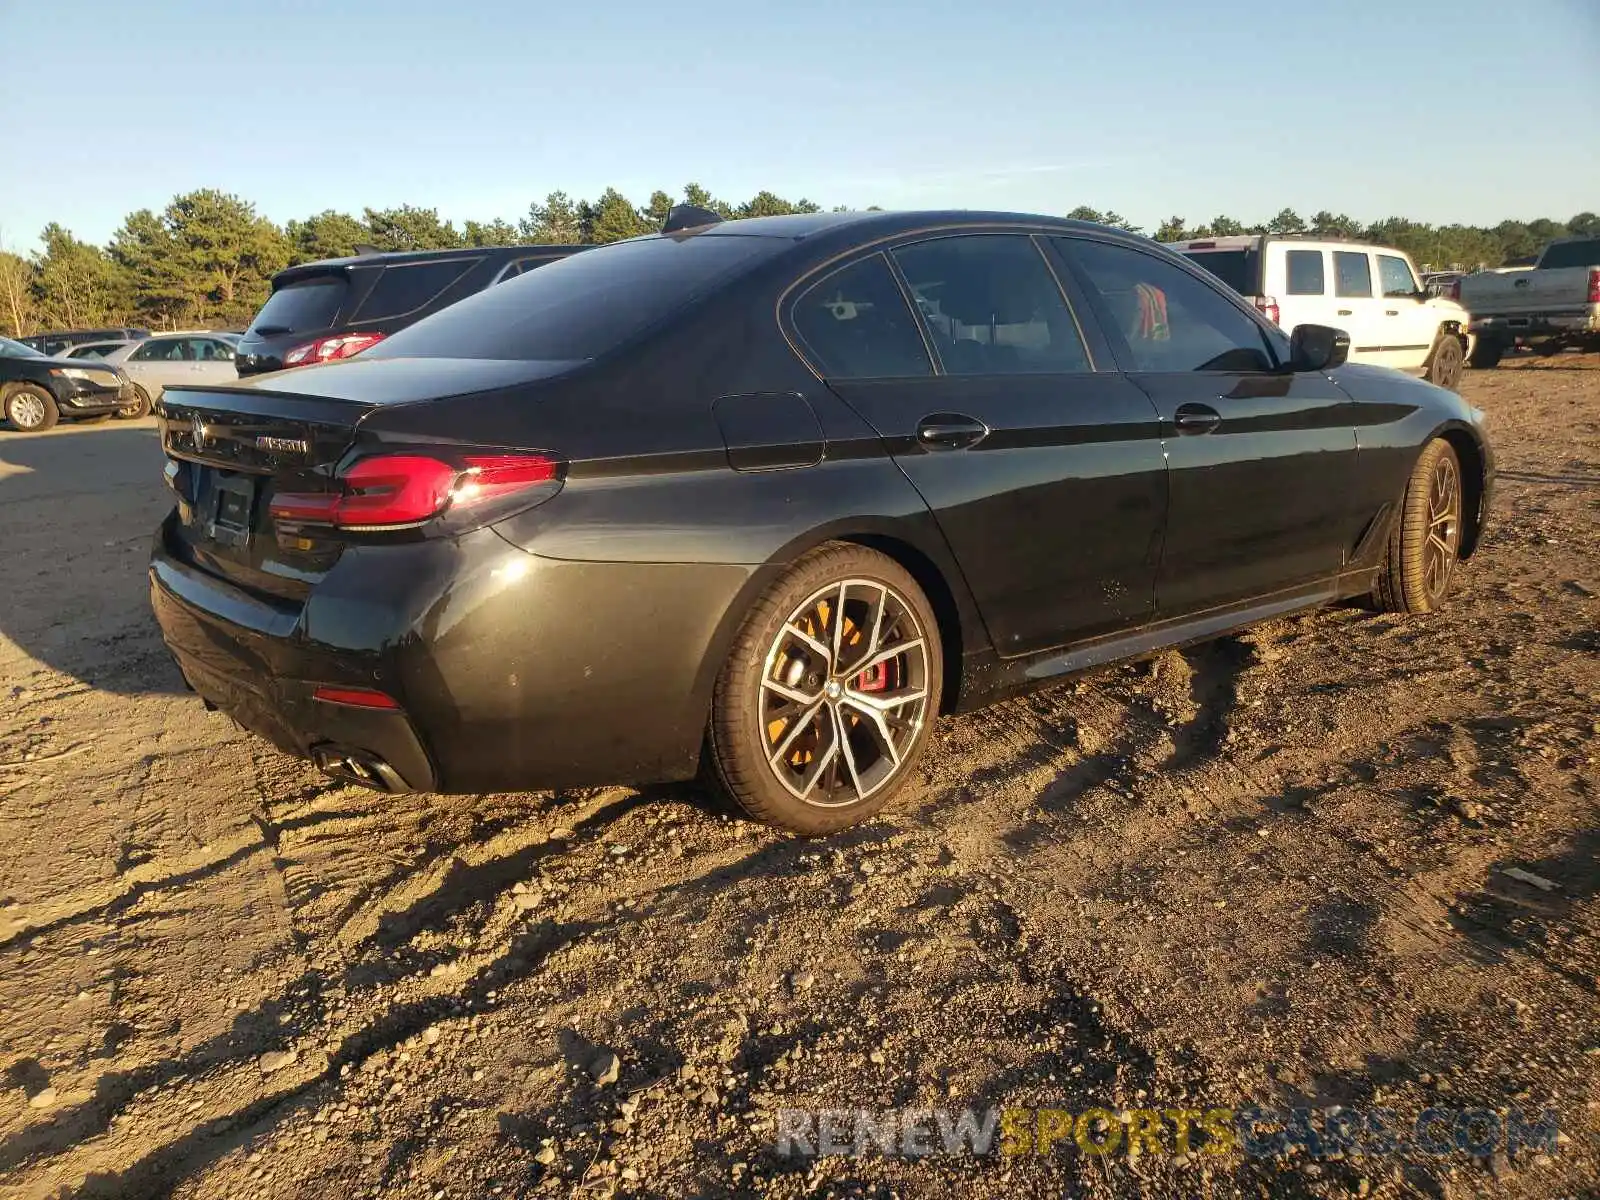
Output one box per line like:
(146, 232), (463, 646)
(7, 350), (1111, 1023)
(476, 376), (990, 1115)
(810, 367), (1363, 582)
(829, 582), (848, 666)
(799, 714), (842, 798)
(842, 685), (926, 713)
(761, 676), (821, 706)
(768, 698), (826, 769)
(831, 705), (867, 799)
(839, 696), (902, 770)
(783, 622), (832, 667)
(853, 637), (924, 679)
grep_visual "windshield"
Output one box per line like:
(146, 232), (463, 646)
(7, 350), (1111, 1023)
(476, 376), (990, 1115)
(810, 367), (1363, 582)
(0, 336), (43, 359)
(1538, 239), (1600, 270)
(366, 234), (779, 362)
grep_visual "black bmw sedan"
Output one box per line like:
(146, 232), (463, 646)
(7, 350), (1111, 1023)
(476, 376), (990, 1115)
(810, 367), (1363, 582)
(149, 209), (1493, 834)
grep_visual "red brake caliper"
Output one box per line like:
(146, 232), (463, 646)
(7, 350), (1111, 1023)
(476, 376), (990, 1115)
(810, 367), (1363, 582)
(853, 662), (889, 693)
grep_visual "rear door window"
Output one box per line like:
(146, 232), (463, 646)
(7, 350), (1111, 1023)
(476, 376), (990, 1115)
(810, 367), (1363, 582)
(891, 234), (1091, 374)
(367, 234), (778, 362)
(248, 275), (347, 335)
(1284, 250), (1325, 295)
(1333, 252), (1374, 298)
(791, 254), (933, 379)
(353, 259), (476, 322)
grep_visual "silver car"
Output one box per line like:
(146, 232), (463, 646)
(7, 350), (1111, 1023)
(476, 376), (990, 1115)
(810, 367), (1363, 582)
(100, 333), (242, 416)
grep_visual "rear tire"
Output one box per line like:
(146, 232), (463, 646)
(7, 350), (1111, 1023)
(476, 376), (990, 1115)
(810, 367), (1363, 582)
(1425, 333), (1464, 391)
(1467, 337), (1504, 369)
(3, 384), (59, 432)
(705, 542), (943, 835)
(116, 385), (151, 420)
(1373, 439), (1464, 614)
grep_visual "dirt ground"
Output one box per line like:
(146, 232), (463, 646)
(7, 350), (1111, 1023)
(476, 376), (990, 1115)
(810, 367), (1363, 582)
(0, 360), (1596, 1200)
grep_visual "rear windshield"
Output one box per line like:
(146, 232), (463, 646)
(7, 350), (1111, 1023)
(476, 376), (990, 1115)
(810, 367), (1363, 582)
(1181, 249), (1259, 297)
(367, 235), (778, 362)
(1537, 239), (1600, 270)
(248, 274), (348, 335)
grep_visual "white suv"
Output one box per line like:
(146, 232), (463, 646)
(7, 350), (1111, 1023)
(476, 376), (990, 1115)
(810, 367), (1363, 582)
(1169, 236), (1473, 390)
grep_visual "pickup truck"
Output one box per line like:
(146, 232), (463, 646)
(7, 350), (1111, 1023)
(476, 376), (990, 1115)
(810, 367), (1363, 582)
(1456, 236), (1600, 366)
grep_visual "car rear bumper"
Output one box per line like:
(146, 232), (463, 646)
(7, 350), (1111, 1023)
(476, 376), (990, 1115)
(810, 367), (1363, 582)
(1469, 310), (1600, 337)
(150, 545), (439, 791)
(148, 513), (759, 794)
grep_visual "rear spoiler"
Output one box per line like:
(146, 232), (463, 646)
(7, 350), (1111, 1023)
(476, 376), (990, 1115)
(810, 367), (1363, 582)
(662, 204), (724, 235)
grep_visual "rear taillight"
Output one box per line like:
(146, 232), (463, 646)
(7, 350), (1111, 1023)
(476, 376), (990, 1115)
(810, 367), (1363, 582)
(1588, 267), (1600, 305)
(269, 452), (563, 532)
(283, 332), (385, 367)
(1255, 295), (1281, 325)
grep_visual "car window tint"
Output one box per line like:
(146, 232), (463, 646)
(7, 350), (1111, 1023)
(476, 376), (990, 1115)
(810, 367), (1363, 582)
(1377, 255), (1418, 297)
(1181, 249), (1257, 296)
(131, 339), (181, 361)
(197, 338), (235, 361)
(791, 254), (932, 379)
(354, 260), (475, 322)
(1285, 250), (1325, 295)
(368, 235), (777, 362)
(248, 275), (347, 335)
(1064, 238), (1276, 373)
(1333, 251), (1373, 298)
(891, 235), (1090, 375)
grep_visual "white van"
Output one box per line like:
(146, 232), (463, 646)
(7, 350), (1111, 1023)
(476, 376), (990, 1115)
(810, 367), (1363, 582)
(1169, 236), (1472, 390)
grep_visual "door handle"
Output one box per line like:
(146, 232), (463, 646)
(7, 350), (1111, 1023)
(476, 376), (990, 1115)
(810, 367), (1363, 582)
(1385, 309), (1399, 317)
(1173, 403), (1221, 435)
(916, 414), (989, 450)
(1337, 309), (1353, 317)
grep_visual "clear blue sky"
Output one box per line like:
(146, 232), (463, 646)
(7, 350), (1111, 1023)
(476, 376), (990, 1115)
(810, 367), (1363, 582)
(4, 0), (1597, 251)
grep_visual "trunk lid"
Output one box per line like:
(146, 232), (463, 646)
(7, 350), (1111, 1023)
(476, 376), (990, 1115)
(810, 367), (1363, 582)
(155, 358), (579, 602)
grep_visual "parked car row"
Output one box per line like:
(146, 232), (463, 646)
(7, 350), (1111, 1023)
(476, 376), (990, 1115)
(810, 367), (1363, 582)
(145, 206), (1494, 834)
(0, 335), (142, 429)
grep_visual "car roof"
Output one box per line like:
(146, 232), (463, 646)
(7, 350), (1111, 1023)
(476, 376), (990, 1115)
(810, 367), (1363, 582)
(691, 209), (1118, 241)
(273, 243), (586, 285)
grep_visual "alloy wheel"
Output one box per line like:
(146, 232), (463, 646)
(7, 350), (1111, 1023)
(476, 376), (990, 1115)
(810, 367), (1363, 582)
(1423, 454), (1460, 600)
(8, 393), (46, 430)
(759, 578), (930, 808)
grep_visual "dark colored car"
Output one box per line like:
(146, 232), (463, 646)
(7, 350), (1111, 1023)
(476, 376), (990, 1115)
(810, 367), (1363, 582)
(149, 209), (1494, 835)
(2, 335), (139, 430)
(19, 327), (152, 356)
(234, 245), (585, 376)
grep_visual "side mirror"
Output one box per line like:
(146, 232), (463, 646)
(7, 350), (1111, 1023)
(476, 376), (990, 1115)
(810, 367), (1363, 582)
(1289, 323), (1350, 372)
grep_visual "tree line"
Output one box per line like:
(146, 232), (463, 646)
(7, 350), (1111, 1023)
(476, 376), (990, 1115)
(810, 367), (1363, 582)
(2, 184), (1595, 337)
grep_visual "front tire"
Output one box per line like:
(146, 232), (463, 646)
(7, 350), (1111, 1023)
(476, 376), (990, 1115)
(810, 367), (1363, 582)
(705, 543), (943, 835)
(1425, 333), (1464, 391)
(116, 385), (151, 420)
(1374, 439), (1464, 614)
(4, 384), (59, 432)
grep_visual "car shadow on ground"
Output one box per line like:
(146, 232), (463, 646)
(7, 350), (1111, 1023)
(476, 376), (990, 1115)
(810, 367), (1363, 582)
(0, 420), (188, 696)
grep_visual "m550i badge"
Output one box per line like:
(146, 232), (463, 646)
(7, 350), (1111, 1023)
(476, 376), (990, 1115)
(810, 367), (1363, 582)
(256, 436), (309, 454)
